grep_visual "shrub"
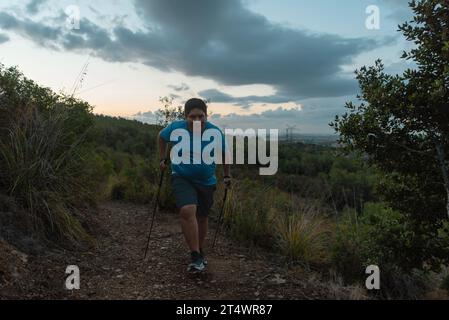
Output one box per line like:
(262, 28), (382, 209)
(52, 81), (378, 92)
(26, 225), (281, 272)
(441, 274), (449, 294)
(332, 203), (406, 279)
(111, 181), (127, 201)
(331, 202), (446, 298)
(220, 177), (332, 264)
(0, 105), (94, 244)
(221, 179), (283, 247)
(274, 205), (331, 265)
(0, 65), (95, 245)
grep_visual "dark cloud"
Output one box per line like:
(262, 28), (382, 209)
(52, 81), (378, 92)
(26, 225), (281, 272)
(199, 88), (290, 109)
(210, 114), (222, 120)
(133, 0), (383, 100)
(261, 107), (303, 119)
(168, 93), (181, 100)
(0, 0), (390, 104)
(204, 96), (351, 134)
(0, 12), (118, 53)
(26, 0), (47, 15)
(0, 12), (60, 48)
(168, 83), (190, 92)
(0, 33), (9, 44)
(131, 96), (350, 134)
(132, 110), (158, 124)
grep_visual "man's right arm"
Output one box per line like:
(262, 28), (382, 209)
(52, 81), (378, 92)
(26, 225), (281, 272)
(159, 132), (168, 159)
(158, 131), (169, 171)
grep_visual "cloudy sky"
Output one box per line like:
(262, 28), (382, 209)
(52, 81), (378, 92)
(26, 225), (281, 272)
(0, 0), (414, 134)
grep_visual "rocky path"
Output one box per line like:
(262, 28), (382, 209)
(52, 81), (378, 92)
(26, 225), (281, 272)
(1, 201), (361, 300)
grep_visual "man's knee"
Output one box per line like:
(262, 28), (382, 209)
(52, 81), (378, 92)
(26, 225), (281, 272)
(180, 205), (197, 220)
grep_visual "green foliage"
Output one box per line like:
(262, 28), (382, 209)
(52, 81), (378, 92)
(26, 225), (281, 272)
(332, 203), (408, 282)
(155, 96), (184, 127)
(87, 115), (176, 208)
(332, 0), (449, 272)
(222, 179), (283, 248)
(93, 148), (154, 202)
(442, 274), (449, 293)
(0, 64), (57, 121)
(276, 143), (380, 211)
(337, 203), (419, 268)
(328, 155), (380, 211)
(91, 115), (160, 159)
(0, 65), (95, 245)
(279, 143), (334, 176)
(220, 178), (331, 266)
(332, 202), (449, 297)
(275, 204), (331, 265)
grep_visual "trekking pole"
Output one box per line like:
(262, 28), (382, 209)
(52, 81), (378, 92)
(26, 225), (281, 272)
(212, 188), (229, 249)
(143, 145), (169, 261)
(143, 169), (165, 260)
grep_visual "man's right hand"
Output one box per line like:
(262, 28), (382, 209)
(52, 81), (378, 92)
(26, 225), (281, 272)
(160, 159), (168, 172)
(223, 176), (232, 189)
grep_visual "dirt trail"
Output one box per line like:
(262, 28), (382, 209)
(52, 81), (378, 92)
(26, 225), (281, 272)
(1, 201), (356, 300)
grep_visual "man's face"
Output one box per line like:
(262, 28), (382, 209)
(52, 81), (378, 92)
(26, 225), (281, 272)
(186, 108), (206, 131)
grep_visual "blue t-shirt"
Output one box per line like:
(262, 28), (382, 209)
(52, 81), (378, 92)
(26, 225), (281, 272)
(160, 120), (227, 186)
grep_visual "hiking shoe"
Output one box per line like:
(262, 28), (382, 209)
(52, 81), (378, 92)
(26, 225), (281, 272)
(187, 251), (206, 273)
(200, 249), (208, 266)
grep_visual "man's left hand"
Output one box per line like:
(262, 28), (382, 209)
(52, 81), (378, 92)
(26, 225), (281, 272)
(224, 176), (232, 189)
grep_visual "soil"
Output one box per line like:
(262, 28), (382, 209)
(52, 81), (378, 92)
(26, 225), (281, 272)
(0, 201), (362, 300)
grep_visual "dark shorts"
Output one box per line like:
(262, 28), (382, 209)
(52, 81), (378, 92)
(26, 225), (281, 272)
(171, 174), (217, 217)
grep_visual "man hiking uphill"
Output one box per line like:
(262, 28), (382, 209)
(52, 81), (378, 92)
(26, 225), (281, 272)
(158, 98), (231, 273)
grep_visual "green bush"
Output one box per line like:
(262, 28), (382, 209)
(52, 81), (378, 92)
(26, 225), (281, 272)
(111, 181), (127, 200)
(441, 274), (449, 293)
(275, 207), (331, 265)
(332, 203), (409, 277)
(100, 148), (176, 208)
(91, 115), (160, 159)
(327, 156), (380, 211)
(331, 202), (446, 298)
(0, 64), (97, 245)
(222, 179), (285, 247)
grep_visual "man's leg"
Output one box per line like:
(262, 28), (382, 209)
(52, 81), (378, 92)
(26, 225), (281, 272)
(180, 204), (200, 252)
(197, 214), (208, 251)
(196, 184), (215, 253)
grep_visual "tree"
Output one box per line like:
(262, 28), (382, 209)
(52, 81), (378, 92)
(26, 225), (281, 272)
(399, 0), (449, 219)
(332, 0), (449, 270)
(155, 96), (184, 127)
